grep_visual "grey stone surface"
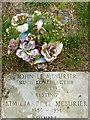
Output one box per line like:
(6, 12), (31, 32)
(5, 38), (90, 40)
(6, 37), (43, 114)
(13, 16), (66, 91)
(60, 11), (72, 24)
(1, 72), (88, 118)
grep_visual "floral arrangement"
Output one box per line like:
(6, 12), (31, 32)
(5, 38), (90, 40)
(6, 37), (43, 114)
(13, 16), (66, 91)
(7, 10), (67, 65)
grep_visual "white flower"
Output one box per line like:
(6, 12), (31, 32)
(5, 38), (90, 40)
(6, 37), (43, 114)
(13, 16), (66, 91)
(11, 13), (29, 26)
(35, 20), (43, 31)
(41, 42), (63, 62)
(6, 28), (9, 33)
(11, 16), (18, 26)
(16, 23), (28, 33)
(34, 10), (41, 15)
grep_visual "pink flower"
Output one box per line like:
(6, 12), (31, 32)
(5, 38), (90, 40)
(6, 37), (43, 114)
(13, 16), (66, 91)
(8, 38), (20, 54)
(35, 20), (43, 31)
(16, 41), (40, 62)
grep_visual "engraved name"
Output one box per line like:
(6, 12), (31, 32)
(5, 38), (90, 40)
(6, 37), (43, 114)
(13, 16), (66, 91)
(14, 73), (76, 80)
(4, 100), (87, 107)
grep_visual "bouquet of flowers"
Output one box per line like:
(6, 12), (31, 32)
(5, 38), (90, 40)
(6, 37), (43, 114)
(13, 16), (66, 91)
(7, 10), (67, 65)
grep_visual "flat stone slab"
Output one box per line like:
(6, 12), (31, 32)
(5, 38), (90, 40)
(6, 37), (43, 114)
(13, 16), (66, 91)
(2, 72), (88, 118)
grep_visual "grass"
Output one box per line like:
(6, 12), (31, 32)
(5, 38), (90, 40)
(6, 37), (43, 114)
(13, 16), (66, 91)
(2, 2), (89, 74)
